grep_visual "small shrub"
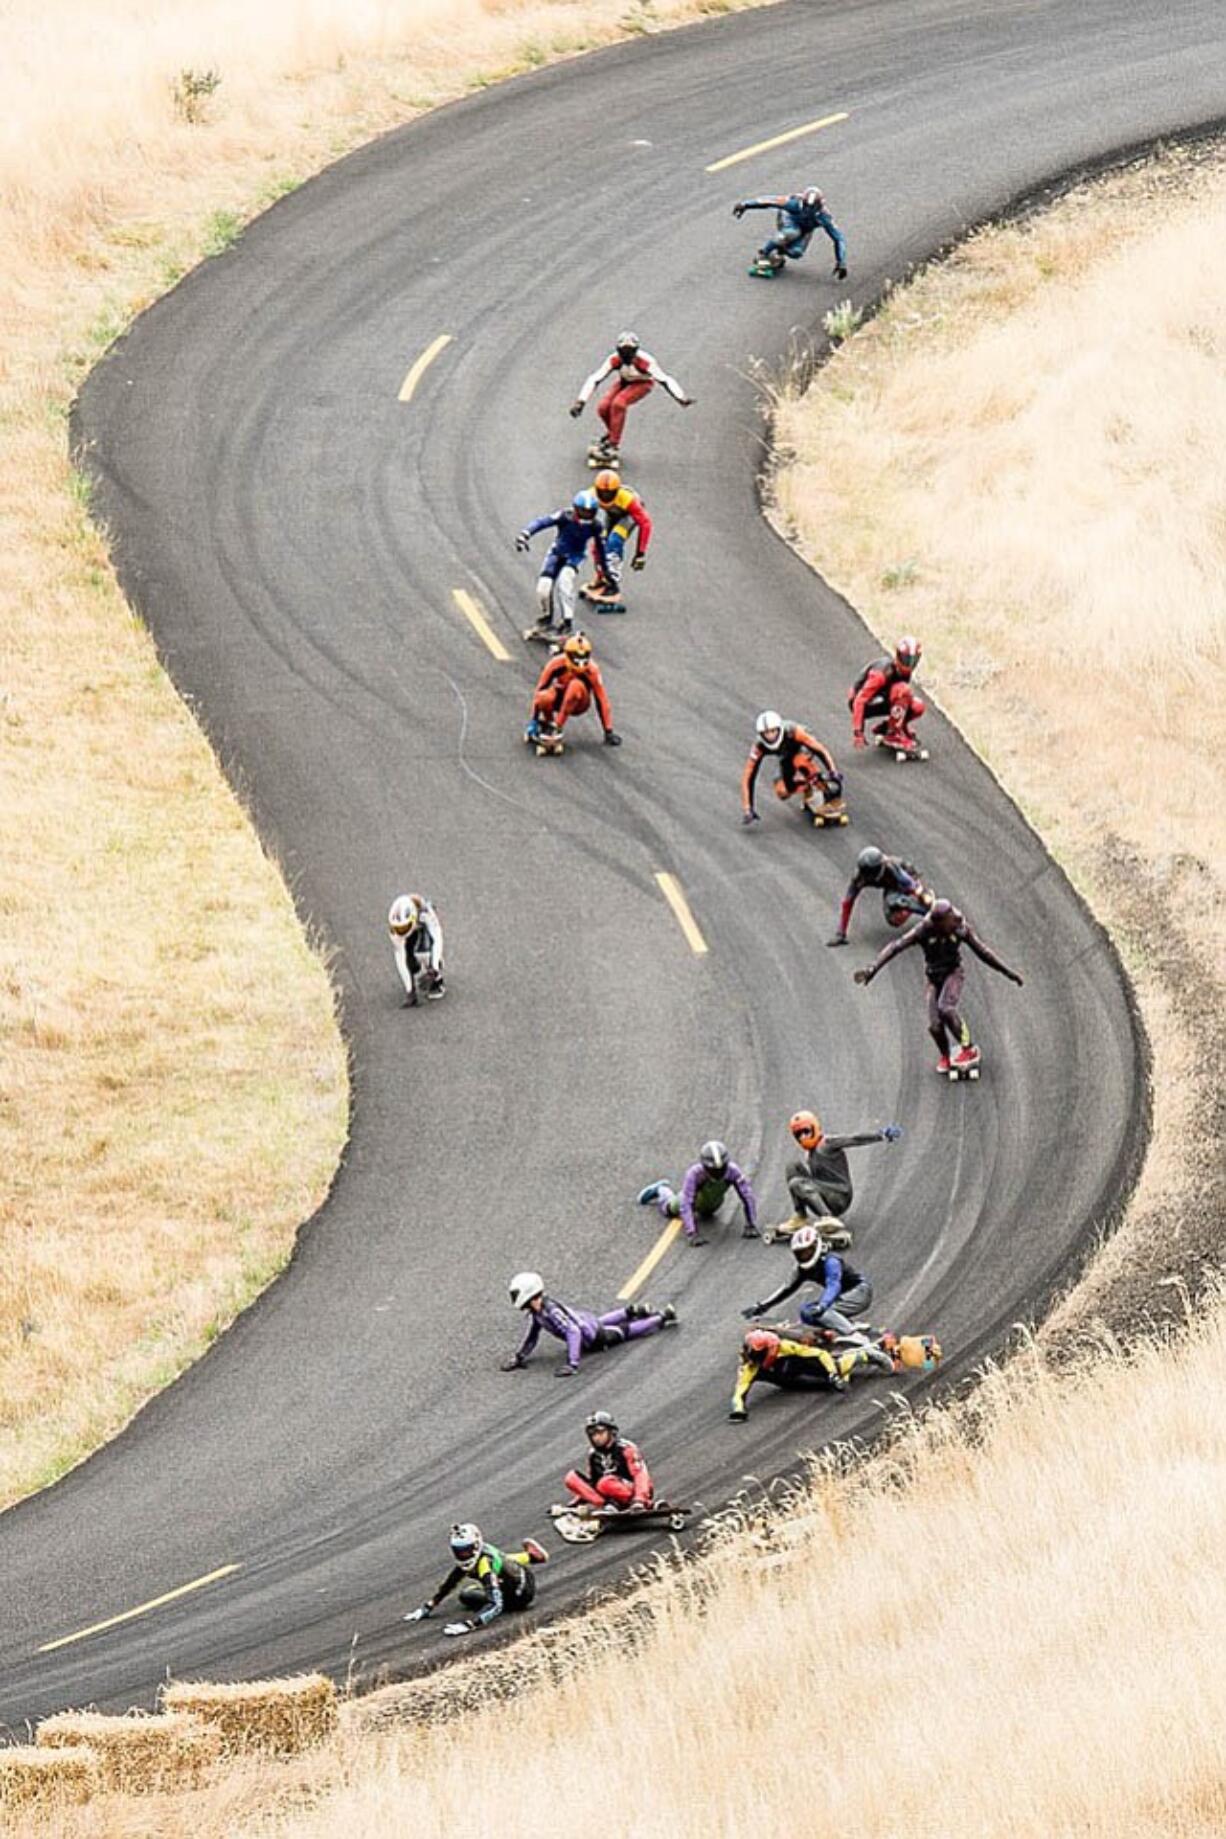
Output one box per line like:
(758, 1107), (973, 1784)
(880, 557), (919, 590)
(203, 210), (243, 258)
(823, 298), (863, 344)
(172, 68), (221, 125)
(620, 0), (659, 33)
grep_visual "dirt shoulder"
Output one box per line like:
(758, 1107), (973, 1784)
(0, 0), (766, 1508)
(770, 136), (1225, 1339)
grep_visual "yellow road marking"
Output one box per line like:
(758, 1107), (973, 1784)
(655, 872), (709, 956)
(452, 588), (511, 662)
(705, 110), (849, 174)
(398, 333), (453, 403)
(38, 1564), (241, 1653)
(619, 1218), (682, 1302)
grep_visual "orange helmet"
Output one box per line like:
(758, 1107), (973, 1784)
(743, 1329), (780, 1368)
(593, 468), (622, 504)
(789, 1109), (822, 1150)
(562, 633), (592, 669)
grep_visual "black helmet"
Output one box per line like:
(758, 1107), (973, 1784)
(585, 1410), (618, 1441)
(699, 1139), (729, 1175)
(930, 898), (963, 933)
(857, 846), (885, 879)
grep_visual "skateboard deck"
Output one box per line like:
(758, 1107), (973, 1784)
(807, 796), (849, 829)
(761, 1219), (853, 1249)
(523, 623), (567, 646)
(580, 584), (627, 614)
(875, 734), (929, 763)
(748, 261), (781, 278)
(549, 1502), (691, 1544)
(524, 726), (564, 757)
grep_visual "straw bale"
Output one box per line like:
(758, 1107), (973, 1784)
(0, 1744), (100, 1813)
(163, 1673), (338, 1755)
(36, 1708), (220, 1792)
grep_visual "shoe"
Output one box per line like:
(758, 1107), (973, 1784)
(954, 1045), (980, 1068)
(523, 1538), (549, 1566)
(626, 1302), (650, 1321)
(935, 1055), (950, 1074)
(741, 1224), (760, 1239)
(661, 1304), (678, 1328)
(637, 1181), (668, 1207)
(425, 979), (446, 1001)
(402, 992), (419, 1009)
(525, 719), (541, 741)
(828, 1372), (850, 1395)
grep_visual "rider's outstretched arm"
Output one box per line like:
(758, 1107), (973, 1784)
(963, 925), (1023, 983)
(817, 209), (848, 270)
(863, 915), (928, 980)
(575, 355), (616, 405)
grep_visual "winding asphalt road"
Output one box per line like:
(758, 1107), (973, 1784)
(3, 0), (1220, 1732)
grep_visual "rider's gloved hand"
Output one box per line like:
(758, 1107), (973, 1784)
(833, 264), (848, 280)
(741, 1302), (765, 1321)
(732, 202), (747, 218)
(688, 1234), (708, 1248)
(827, 933), (847, 947)
(742, 809), (760, 826)
(443, 1621), (474, 1638)
(554, 1361), (579, 1378)
(881, 1124), (903, 1142)
(631, 554), (646, 572)
(853, 732), (867, 750)
(403, 1603), (433, 1623)
(1010, 971), (1025, 987)
(854, 965), (877, 986)
(514, 532), (530, 552)
(500, 1354), (524, 1372)
(569, 399), (585, 418)
(604, 730), (623, 747)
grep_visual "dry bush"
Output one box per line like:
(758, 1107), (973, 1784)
(163, 1675), (338, 1756)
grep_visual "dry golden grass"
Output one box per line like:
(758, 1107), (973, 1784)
(1, 0), (765, 1507)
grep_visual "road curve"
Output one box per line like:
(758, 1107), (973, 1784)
(3, 0), (1220, 1730)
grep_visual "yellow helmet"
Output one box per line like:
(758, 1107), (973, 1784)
(562, 633), (592, 668)
(593, 467), (622, 504)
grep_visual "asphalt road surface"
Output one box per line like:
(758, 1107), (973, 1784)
(4, 0), (1220, 1732)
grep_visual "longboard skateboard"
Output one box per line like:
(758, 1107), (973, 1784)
(760, 1219), (854, 1249)
(806, 794), (849, 829)
(579, 583), (627, 615)
(524, 725), (564, 757)
(946, 1049), (982, 1082)
(874, 733), (930, 763)
(548, 1502), (691, 1544)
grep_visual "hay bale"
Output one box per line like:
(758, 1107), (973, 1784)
(36, 1709), (220, 1792)
(0, 1744), (100, 1814)
(163, 1673), (337, 1756)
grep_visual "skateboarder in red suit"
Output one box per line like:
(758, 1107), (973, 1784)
(528, 633), (622, 746)
(569, 332), (693, 464)
(849, 637), (925, 751)
(564, 1411), (655, 1511)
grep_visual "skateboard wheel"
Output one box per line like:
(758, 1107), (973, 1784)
(668, 1513), (687, 1532)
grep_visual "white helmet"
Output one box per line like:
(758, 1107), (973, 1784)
(509, 1271), (545, 1310)
(389, 894), (421, 936)
(449, 1522), (484, 1572)
(791, 1223), (826, 1268)
(755, 710), (785, 752)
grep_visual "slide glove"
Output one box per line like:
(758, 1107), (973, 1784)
(833, 263), (849, 280)
(604, 730), (623, 747)
(514, 532), (531, 553)
(741, 1302), (765, 1321)
(688, 1234), (708, 1249)
(1010, 971), (1025, 987)
(881, 1124), (903, 1142)
(854, 965), (876, 987)
(853, 733), (867, 751)
(631, 554), (647, 572)
(732, 202), (747, 218)
(827, 933), (848, 947)
(569, 398), (585, 418)
(443, 1621), (474, 1638)
(403, 1604), (433, 1623)
(554, 1361), (579, 1378)
(500, 1354), (524, 1372)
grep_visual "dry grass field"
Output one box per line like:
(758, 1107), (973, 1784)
(19, 137), (1226, 1839)
(1, 0), (759, 1505)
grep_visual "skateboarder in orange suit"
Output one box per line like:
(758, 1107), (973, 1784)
(528, 633), (622, 745)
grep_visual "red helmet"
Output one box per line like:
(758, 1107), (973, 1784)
(894, 636), (922, 673)
(743, 1329), (781, 1368)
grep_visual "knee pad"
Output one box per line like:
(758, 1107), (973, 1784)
(909, 696), (925, 719)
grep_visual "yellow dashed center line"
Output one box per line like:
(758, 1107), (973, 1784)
(655, 872), (709, 955)
(38, 1564), (242, 1653)
(452, 587), (511, 662)
(619, 1218), (682, 1302)
(398, 333), (453, 403)
(705, 110), (849, 174)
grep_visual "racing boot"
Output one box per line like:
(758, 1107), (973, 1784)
(661, 1303), (679, 1328)
(522, 1538), (550, 1566)
(953, 1044), (981, 1072)
(637, 1180), (673, 1208)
